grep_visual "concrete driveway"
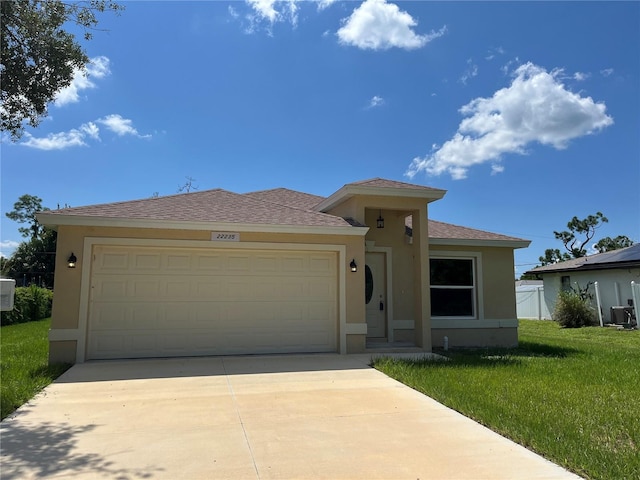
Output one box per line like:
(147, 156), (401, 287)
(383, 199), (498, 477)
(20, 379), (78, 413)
(1, 354), (581, 480)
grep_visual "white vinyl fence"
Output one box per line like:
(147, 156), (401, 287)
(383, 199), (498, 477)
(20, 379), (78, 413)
(516, 284), (552, 320)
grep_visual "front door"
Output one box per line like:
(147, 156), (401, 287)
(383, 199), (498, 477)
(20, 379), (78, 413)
(365, 252), (386, 338)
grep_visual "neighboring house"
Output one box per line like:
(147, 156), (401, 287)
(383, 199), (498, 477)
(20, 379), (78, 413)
(37, 178), (530, 364)
(515, 280), (551, 320)
(526, 244), (640, 325)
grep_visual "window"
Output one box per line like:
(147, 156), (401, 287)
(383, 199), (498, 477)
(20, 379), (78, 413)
(430, 258), (475, 317)
(561, 276), (571, 292)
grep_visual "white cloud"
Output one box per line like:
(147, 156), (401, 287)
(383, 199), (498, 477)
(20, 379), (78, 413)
(337, 0), (446, 51)
(367, 95), (385, 108)
(0, 240), (21, 257)
(21, 129), (88, 150)
(573, 71), (590, 81)
(600, 68), (614, 77)
(54, 56), (111, 106)
(244, 0), (299, 31)
(248, 0), (280, 23)
(80, 122), (100, 140)
(20, 116), (148, 150)
(317, 0), (337, 11)
(97, 114), (150, 138)
(460, 59), (478, 85)
(407, 62), (613, 180)
(485, 47), (505, 61)
(491, 164), (505, 175)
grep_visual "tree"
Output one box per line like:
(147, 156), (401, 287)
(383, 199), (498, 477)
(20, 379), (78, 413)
(5, 194), (48, 239)
(3, 194), (57, 287)
(538, 248), (571, 267)
(535, 212), (635, 269)
(2, 229), (57, 287)
(1, 0), (123, 139)
(594, 235), (634, 254)
(553, 212), (608, 259)
(177, 176), (198, 193)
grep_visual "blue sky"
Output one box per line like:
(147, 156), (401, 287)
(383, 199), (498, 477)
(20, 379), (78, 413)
(2, 0), (639, 277)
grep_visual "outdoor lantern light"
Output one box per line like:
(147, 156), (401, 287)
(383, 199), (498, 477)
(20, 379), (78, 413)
(376, 210), (385, 229)
(350, 259), (357, 272)
(67, 253), (77, 269)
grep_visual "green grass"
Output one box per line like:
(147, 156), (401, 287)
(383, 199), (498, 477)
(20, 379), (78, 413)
(1, 318), (71, 420)
(374, 320), (640, 480)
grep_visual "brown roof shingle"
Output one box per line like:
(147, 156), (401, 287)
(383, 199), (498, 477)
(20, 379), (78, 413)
(45, 189), (351, 228)
(243, 188), (324, 210)
(347, 177), (444, 193)
(405, 217), (527, 242)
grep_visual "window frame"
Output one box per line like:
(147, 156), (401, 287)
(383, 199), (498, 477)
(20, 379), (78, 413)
(429, 252), (482, 320)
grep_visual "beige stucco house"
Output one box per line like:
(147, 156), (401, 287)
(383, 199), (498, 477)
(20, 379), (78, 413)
(37, 178), (530, 364)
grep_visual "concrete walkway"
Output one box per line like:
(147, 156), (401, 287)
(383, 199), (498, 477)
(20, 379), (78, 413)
(1, 354), (581, 479)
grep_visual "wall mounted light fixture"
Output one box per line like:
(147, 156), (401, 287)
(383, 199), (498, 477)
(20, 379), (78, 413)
(376, 210), (385, 229)
(350, 259), (358, 272)
(67, 253), (77, 269)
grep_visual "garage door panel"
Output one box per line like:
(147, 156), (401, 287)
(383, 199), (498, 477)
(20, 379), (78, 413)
(98, 251), (129, 270)
(194, 254), (224, 272)
(166, 254), (191, 270)
(132, 253), (162, 270)
(88, 246), (338, 360)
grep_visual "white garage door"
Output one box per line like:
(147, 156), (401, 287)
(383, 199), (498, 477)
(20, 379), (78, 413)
(87, 245), (338, 359)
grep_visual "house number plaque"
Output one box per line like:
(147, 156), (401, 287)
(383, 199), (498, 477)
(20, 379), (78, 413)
(210, 232), (240, 242)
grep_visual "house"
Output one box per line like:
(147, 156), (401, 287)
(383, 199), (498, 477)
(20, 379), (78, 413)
(526, 243), (640, 325)
(37, 178), (530, 364)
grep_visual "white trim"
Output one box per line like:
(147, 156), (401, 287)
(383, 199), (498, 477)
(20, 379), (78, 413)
(431, 319), (518, 329)
(76, 237), (347, 363)
(429, 251), (484, 321)
(315, 184), (446, 212)
(365, 246), (394, 342)
(37, 214), (369, 237)
(429, 238), (530, 249)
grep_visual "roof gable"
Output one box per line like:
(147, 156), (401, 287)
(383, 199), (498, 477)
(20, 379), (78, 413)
(314, 177), (447, 212)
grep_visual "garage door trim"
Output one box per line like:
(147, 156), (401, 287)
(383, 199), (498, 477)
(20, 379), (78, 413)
(71, 237), (347, 363)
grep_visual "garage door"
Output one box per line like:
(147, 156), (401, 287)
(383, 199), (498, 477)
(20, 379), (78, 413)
(87, 245), (338, 359)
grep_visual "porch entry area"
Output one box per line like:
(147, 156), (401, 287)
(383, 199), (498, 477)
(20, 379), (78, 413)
(365, 251), (421, 351)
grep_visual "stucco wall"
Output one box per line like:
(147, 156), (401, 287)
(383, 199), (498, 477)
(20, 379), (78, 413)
(429, 244), (519, 348)
(50, 224), (367, 363)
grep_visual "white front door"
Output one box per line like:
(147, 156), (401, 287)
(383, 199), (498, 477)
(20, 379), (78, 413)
(365, 252), (386, 338)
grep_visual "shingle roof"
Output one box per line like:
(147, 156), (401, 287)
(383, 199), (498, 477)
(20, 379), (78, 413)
(38, 180), (528, 246)
(528, 243), (640, 274)
(243, 188), (324, 210)
(43, 188), (351, 228)
(405, 217), (527, 243)
(347, 177), (445, 193)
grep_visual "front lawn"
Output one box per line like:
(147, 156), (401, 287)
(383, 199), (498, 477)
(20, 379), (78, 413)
(374, 320), (639, 480)
(1, 318), (71, 420)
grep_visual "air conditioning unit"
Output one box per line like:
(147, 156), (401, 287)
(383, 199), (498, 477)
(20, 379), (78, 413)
(610, 306), (633, 325)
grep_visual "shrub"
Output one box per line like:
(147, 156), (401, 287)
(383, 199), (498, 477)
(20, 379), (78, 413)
(0, 285), (53, 326)
(553, 289), (595, 328)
